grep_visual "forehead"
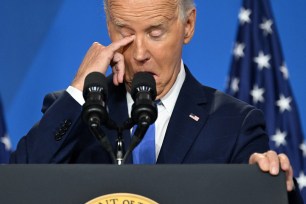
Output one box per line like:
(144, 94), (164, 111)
(108, 0), (179, 25)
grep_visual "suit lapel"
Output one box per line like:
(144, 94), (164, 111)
(106, 68), (215, 164)
(157, 68), (212, 163)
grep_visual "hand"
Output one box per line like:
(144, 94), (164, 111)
(249, 150), (294, 191)
(71, 35), (135, 91)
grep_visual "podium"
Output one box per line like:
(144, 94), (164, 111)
(0, 164), (287, 203)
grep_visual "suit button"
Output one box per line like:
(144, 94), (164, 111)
(64, 119), (72, 126)
(54, 132), (62, 141)
(58, 128), (66, 136)
(54, 119), (72, 141)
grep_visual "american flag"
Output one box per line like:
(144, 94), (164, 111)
(226, 0), (306, 200)
(0, 97), (11, 163)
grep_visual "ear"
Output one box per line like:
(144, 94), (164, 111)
(183, 8), (196, 44)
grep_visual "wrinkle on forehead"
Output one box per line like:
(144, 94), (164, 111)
(108, 0), (179, 25)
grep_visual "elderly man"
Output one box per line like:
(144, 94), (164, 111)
(10, 0), (302, 202)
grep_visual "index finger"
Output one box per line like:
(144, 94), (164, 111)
(249, 152), (270, 172)
(107, 35), (135, 53)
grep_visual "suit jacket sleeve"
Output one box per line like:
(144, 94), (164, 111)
(10, 91), (82, 163)
(230, 107), (270, 163)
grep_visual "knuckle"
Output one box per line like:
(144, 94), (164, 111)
(279, 155), (289, 163)
(113, 54), (122, 62)
(250, 152), (258, 159)
(249, 152), (266, 163)
(92, 42), (100, 46)
(251, 152), (260, 157)
(267, 150), (276, 155)
(278, 153), (287, 158)
(267, 151), (278, 160)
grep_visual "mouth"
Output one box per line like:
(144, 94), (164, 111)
(145, 71), (157, 77)
(133, 71), (157, 80)
(125, 70), (158, 89)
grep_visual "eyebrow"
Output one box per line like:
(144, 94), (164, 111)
(112, 17), (167, 29)
(112, 18), (126, 27)
(150, 21), (166, 28)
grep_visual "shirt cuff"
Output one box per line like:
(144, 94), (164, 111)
(66, 86), (85, 105)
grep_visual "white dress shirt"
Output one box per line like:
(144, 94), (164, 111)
(126, 61), (186, 158)
(67, 60), (186, 159)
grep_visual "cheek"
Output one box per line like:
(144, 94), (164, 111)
(148, 38), (183, 69)
(109, 32), (122, 43)
(121, 51), (134, 82)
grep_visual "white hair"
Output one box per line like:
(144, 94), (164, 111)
(178, 0), (196, 20)
(103, 0), (195, 21)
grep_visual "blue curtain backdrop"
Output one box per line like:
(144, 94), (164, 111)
(0, 0), (305, 149)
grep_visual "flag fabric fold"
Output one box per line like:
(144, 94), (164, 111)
(226, 0), (306, 199)
(0, 97), (11, 163)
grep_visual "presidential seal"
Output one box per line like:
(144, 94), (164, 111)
(86, 193), (159, 204)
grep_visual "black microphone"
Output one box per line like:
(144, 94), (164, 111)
(131, 72), (158, 125)
(82, 72), (116, 163)
(122, 72), (158, 162)
(82, 72), (109, 127)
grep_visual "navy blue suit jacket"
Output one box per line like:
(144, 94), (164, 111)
(10, 67), (270, 163)
(10, 67), (304, 203)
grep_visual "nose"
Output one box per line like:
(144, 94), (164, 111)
(133, 36), (150, 63)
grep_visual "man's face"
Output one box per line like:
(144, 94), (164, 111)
(107, 0), (195, 98)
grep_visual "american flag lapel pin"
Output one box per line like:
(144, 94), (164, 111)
(189, 113), (200, 121)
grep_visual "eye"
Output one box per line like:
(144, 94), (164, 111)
(118, 28), (134, 37)
(121, 32), (131, 37)
(149, 29), (163, 38)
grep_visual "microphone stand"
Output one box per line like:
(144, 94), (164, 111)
(88, 122), (117, 164)
(115, 127), (124, 165)
(88, 116), (141, 165)
(88, 117), (152, 165)
(115, 118), (135, 165)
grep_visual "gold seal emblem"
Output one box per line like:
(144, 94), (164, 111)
(86, 193), (159, 204)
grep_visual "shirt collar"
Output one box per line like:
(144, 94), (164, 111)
(126, 60), (186, 116)
(159, 60), (185, 114)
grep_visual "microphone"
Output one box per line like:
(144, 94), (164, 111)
(82, 72), (108, 127)
(131, 72), (158, 125)
(82, 72), (116, 163)
(82, 72), (117, 129)
(122, 72), (158, 162)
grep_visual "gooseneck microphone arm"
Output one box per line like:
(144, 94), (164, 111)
(122, 119), (150, 163)
(88, 123), (117, 163)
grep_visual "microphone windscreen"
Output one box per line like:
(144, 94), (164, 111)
(83, 72), (108, 99)
(131, 72), (157, 101)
